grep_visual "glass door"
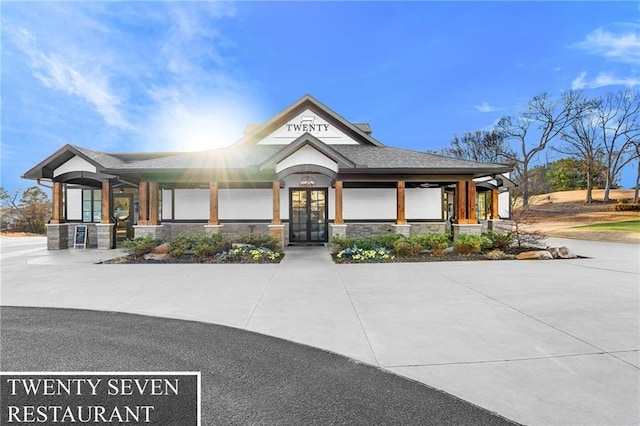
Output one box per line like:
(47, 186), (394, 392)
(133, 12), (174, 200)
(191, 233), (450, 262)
(113, 193), (134, 242)
(289, 188), (328, 243)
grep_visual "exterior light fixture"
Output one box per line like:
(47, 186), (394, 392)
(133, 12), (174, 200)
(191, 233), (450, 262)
(299, 173), (315, 187)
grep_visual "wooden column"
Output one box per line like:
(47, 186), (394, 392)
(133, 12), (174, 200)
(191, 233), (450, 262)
(396, 180), (407, 225)
(51, 181), (65, 224)
(467, 181), (478, 224)
(455, 181), (467, 224)
(100, 181), (113, 224)
(209, 181), (219, 225)
(334, 180), (343, 225)
(490, 188), (500, 219)
(271, 181), (281, 225)
(138, 181), (148, 225)
(148, 182), (160, 225)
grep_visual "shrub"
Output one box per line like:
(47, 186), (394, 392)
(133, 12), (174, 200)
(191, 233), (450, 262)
(415, 233), (451, 256)
(485, 249), (509, 260)
(370, 233), (406, 250)
(335, 246), (394, 262)
(123, 234), (159, 258)
(168, 234), (200, 258)
(331, 233), (406, 252)
(484, 230), (514, 250)
(235, 233), (281, 252)
(393, 239), (422, 258)
(193, 234), (231, 259)
(613, 203), (640, 211)
(453, 233), (482, 255)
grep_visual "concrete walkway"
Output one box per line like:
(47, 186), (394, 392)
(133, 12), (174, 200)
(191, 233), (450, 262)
(1, 236), (638, 425)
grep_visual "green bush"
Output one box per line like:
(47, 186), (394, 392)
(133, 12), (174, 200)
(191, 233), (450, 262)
(193, 233), (231, 259)
(415, 233), (451, 256)
(168, 234), (200, 258)
(335, 246), (394, 262)
(453, 233), (482, 255)
(123, 234), (159, 258)
(484, 230), (514, 250)
(235, 233), (281, 252)
(217, 245), (281, 263)
(393, 239), (422, 257)
(331, 233), (406, 252)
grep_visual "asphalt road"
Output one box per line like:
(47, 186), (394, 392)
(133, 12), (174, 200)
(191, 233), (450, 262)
(0, 306), (516, 425)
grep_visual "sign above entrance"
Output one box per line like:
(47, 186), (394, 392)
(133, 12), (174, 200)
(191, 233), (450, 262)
(285, 116), (330, 133)
(257, 109), (359, 146)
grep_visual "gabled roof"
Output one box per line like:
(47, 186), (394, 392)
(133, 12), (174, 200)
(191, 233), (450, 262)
(22, 144), (125, 179)
(235, 94), (384, 147)
(260, 133), (356, 170)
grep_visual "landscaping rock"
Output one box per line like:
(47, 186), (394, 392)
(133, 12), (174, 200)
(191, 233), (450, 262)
(557, 246), (577, 259)
(546, 246), (578, 259)
(516, 250), (554, 260)
(152, 243), (169, 254)
(143, 252), (169, 261)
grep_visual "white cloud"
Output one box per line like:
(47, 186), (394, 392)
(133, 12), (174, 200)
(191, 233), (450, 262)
(576, 27), (640, 64)
(6, 26), (133, 130)
(475, 102), (504, 113)
(572, 71), (640, 89)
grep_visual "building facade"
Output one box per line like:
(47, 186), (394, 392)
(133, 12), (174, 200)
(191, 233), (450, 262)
(23, 95), (514, 250)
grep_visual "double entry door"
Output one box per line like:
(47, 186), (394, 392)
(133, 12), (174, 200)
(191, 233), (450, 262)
(289, 188), (328, 243)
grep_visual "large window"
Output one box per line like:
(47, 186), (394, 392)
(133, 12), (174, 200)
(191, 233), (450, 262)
(82, 189), (102, 222)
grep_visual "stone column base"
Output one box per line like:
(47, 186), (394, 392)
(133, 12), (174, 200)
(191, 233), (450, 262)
(46, 223), (69, 250)
(96, 223), (115, 250)
(329, 224), (347, 240)
(452, 224), (482, 239)
(392, 224), (411, 237)
(204, 224), (224, 234)
(133, 225), (164, 240)
(488, 219), (512, 234)
(268, 224), (285, 252)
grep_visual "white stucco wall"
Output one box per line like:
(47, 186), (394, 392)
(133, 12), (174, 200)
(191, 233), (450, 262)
(54, 155), (96, 177)
(173, 189), (209, 220)
(66, 188), (82, 221)
(499, 191), (510, 218)
(162, 189), (173, 220)
(276, 145), (338, 174)
(258, 109), (359, 145)
(343, 188), (396, 220)
(219, 189), (273, 220)
(405, 188), (442, 220)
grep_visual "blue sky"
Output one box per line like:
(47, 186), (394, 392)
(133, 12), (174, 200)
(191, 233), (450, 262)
(2, 1), (639, 194)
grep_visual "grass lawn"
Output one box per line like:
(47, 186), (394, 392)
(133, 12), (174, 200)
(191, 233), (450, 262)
(575, 220), (640, 232)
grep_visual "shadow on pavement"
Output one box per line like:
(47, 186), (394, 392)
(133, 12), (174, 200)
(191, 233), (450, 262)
(0, 306), (517, 425)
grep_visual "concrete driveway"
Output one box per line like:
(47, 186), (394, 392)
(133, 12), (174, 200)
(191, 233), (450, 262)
(1, 236), (638, 425)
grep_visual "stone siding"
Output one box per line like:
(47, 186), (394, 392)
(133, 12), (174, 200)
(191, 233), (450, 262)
(157, 222), (290, 246)
(346, 222), (447, 239)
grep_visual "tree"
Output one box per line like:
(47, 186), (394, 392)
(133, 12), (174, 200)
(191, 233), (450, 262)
(593, 89), (640, 202)
(544, 158), (588, 192)
(441, 130), (514, 163)
(556, 100), (605, 203)
(497, 91), (590, 207)
(0, 186), (50, 234)
(634, 141), (640, 204)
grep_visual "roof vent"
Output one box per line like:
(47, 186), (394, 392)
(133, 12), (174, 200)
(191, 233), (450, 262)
(353, 123), (372, 135)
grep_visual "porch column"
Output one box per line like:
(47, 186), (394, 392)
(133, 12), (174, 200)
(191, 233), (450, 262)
(269, 181), (285, 251)
(453, 180), (481, 239)
(96, 181), (115, 249)
(138, 181), (148, 225)
(334, 180), (343, 225)
(148, 182), (160, 225)
(467, 181), (477, 224)
(208, 181), (219, 225)
(490, 188), (500, 219)
(100, 181), (113, 224)
(396, 180), (407, 225)
(455, 181), (467, 224)
(51, 181), (64, 224)
(271, 181), (281, 225)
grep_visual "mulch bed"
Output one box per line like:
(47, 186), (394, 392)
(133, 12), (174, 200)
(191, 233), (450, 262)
(102, 254), (284, 264)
